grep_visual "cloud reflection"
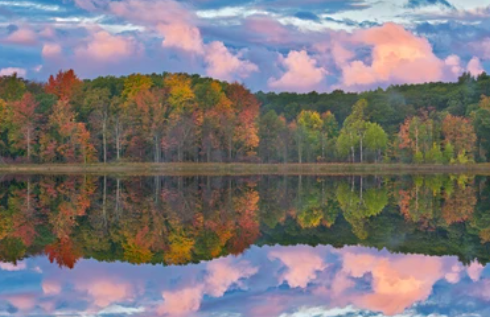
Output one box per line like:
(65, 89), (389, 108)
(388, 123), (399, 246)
(0, 245), (487, 316)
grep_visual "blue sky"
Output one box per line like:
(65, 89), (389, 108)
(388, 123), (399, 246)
(1, 0), (490, 92)
(0, 244), (488, 317)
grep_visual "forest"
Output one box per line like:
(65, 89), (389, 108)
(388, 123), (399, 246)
(1, 70), (490, 164)
(0, 175), (489, 268)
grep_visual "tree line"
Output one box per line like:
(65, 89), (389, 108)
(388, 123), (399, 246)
(0, 175), (489, 267)
(1, 70), (490, 164)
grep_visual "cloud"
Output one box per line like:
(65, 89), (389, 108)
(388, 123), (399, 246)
(73, 0), (108, 11)
(74, 30), (141, 62)
(338, 250), (461, 316)
(268, 50), (327, 93)
(0, 67), (27, 77)
(204, 41), (258, 81)
(4, 27), (37, 45)
(157, 23), (204, 54)
(467, 261), (485, 282)
(269, 247), (327, 288)
(205, 258), (258, 297)
(42, 43), (62, 58)
(157, 258), (258, 316)
(158, 286), (204, 316)
(0, 261), (26, 271)
(339, 23), (459, 90)
(74, 279), (135, 308)
(405, 0), (454, 9)
(42, 280), (62, 295)
(467, 57), (485, 76)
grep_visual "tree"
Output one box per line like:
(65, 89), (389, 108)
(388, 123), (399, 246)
(163, 74), (198, 162)
(45, 69), (82, 103)
(225, 83), (260, 161)
(442, 114), (476, 162)
(364, 122), (388, 162)
(295, 110), (323, 163)
(319, 111), (339, 162)
(9, 93), (39, 160)
(84, 88), (111, 163)
(338, 99), (369, 162)
(259, 110), (286, 162)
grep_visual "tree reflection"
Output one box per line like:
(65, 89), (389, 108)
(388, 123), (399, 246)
(0, 174), (489, 268)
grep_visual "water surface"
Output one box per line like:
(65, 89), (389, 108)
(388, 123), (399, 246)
(0, 174), (489, 317)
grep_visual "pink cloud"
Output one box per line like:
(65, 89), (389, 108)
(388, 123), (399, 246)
(338, 250), (460, 316)
(5, 294), (37, 311)
(42, 280), (62, 295)
(467, 261), (485, 282)
(444, 54), (463, 76)
(467, 57), (485, 76)
(243, 15), (292, 45)
(157, 258), (257, 316)
(74, 31), (140, 62)
(157, 23), (204, 54)
(268, 50), (327, 93)
(204, 41), (258, 81)
(42, 43), (62, 58)
(74, 279), (135, 307)
(205, 258), (258, 297)
(0, 67), (27, 77)
(0, 261), (26, 271)
(340, 23), (453, 89)
(109, 0), (194, 25)
(158, 286), (204, 316)
(4, 27), (37, 46)
(269, 247), (327, 288)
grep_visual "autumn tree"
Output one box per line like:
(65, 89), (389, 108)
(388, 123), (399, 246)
(45, 69), (82, 103)
(9, 92), (39, 160)
(442, 114), (476, 163)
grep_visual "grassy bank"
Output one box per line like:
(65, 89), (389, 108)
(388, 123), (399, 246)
(2, 162), (490, 175)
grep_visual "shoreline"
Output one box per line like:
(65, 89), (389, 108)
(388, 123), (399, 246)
(2, 162), (490, 175)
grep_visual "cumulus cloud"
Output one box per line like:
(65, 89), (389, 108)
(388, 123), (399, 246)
(74, 279), (136, 308)
(158, 286), (203, 316)
(74, 31), (141, 62)
(157, 258), (257, 316)
(339, 23), (475, 90)
(157, 23), (204, 54)
(269, 50), (327, 93)
(269, 247), (327, 288)
(42, 43), (62, 58)
(467, 261), (485, 282)
(467, 57), (485, 76)
(340, 23), (450, 90)
(0, 67), (27, 77)
(339, 250), (461, 316)
(204, 42), (258, 81)
(4, 27), (37, 46)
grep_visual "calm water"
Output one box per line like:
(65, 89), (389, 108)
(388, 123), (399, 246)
(0, 174), (489, 317)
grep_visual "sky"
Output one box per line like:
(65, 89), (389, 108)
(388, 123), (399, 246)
(0, 244), (489, 317)
(1, 0), (490, 93)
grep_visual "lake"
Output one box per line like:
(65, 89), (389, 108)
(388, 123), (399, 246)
(0, 174), (489, 317)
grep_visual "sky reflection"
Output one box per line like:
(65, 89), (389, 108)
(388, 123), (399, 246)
(0, 244), (488, 317)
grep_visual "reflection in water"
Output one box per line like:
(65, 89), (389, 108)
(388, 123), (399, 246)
(0, 174), (489, 316)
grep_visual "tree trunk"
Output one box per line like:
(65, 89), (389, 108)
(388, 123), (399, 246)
(228, 136), (232, 162)
(360, 137), (363, 163)
(103, 117), (107, 163)
(27, 129), (31, 161)
(115, 117), (121, 161)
